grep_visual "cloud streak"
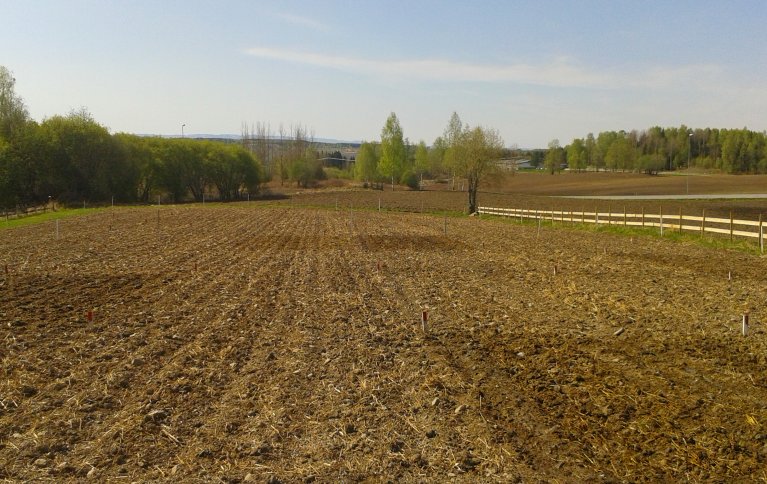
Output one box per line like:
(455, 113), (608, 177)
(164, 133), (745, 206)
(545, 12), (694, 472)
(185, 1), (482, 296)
(244, 46), (723, 90)
(274, 13), (330, 32)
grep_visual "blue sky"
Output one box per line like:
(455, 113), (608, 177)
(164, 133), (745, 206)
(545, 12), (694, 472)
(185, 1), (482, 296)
(2, 0), (766, 148)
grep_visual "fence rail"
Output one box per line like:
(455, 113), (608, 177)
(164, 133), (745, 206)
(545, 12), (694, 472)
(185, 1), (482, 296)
(478, 206), (766, 251)
(2, 204), (51, 221)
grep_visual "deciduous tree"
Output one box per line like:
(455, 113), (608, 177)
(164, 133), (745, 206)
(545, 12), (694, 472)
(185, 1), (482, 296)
(450, 121), (503, 214)
(379, 112), (406, 188)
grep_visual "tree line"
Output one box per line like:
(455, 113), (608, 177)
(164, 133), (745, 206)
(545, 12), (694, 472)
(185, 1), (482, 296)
(0, 66), (263, 209)
(552, 126), (767, 175)
(354, 112), (504, 213)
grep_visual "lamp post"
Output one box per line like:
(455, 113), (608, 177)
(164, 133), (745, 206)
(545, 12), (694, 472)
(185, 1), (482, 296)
(182, 124), (186, 138)
(687, 132), (692, 195)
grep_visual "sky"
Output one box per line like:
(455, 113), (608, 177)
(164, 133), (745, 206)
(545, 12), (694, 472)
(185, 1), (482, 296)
(2, 0), (767, 148)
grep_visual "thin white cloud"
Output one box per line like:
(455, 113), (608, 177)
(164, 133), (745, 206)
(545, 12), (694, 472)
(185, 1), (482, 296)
(243, 46), (724, 91)
(274, 13), (329, 32)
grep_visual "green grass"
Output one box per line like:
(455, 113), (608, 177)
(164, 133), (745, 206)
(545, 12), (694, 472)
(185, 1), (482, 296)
(0, 207), (106, 230)
(480, 212), (765, 255)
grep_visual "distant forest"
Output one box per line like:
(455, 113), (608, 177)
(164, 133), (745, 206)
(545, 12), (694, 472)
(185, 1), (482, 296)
(556, 126), (767, 175)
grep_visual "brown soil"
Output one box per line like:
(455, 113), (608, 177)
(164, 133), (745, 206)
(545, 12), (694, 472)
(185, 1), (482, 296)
(482, 171), (767, 196)
(270, 172), (767, 220)
(2, 206), (767, 482)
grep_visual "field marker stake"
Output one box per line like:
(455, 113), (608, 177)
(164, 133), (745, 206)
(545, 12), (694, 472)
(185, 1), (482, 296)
(730, 211), (734, 241)
(87, 310), (94, 322)
(56, 219), (60, 240)
(742, 313), (749, 336)
(553, 265), (558, 276)
(728, 271), (732, 281)
(378, 197), (381, 212)
(660, 206), (664, 236)
(421, 311), (428, 333)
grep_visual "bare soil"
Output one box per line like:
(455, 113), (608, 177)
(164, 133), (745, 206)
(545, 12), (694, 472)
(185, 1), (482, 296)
(482, 171), (767, 197)
(2, 205), (767, 482)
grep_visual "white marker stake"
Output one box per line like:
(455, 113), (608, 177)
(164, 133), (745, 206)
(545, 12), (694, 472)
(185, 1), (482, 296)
(378, 197), (381, 212)
(743, 313), (749, 336)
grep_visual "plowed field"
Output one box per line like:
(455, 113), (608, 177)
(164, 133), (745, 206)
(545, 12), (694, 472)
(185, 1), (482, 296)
(2, 206), (767, 482)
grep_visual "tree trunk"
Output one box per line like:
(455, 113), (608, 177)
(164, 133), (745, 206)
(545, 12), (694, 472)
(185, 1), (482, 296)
(467, 175), (478, 214)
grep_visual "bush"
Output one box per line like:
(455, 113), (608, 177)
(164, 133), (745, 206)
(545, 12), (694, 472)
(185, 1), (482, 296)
(323, 167), (353, 180)
(400, 170), (420, 190)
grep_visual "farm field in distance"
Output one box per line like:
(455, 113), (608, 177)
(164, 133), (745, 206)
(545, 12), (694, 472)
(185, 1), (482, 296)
(480, 171), (767, 197)
(277, 173), (767, 222)
(2, 201), (767, 482)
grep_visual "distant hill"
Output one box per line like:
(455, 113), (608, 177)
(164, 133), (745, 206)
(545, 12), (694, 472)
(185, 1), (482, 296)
(139, 133), (361, 146)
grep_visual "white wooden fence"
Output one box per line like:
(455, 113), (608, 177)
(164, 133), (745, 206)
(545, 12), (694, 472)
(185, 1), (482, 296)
(478, 206), (766, 252)
(2, 204), (51, 222)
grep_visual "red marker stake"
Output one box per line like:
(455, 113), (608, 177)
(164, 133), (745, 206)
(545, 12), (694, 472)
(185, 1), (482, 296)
(421, 311), (428, 332)
(87, 310), (94, 322)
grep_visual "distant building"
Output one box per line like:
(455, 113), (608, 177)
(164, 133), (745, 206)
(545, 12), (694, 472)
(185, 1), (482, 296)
(496, 159), (534, 170)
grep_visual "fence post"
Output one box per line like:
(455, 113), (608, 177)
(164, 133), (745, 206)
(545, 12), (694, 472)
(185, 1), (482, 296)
(624, 206), (627, 226)
(660, 206), (664, 236)
(679, 207), (683, 233)
(730, 211), (734, 242)
(642, 206), (645, 228)
(595, 207), (599, 225)
(701, 209), (706, 236)
(608, 205), (612, 225)
(759, 213), (764, 253)
(581, 208), (585, 224)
